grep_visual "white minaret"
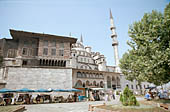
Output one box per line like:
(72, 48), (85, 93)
(110, 9), (120, 71)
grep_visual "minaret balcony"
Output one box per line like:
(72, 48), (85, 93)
(112, 41), (118, 46)
(111, 34), (117, 38)
(110, 27), (116, 30)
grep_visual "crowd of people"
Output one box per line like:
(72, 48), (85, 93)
(89, 90), (116, 101)
(0, 93), (82, 106)
(144, 88), (169, 100)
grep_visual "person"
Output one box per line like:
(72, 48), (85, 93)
(148, 89), (154, 99)
(112, 91), (115, 100)
(78, 94), (81, 101)
(89, 91), (95, 101)
(93, 92), (96, 101)
(73, 93), (77, 102)
(96, 92), (100, 101)
(105, 93), (108, 101)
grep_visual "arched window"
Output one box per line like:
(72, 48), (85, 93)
(49, 60), (51, 66)
(43, 59), (45, 65)
(39, 59), (42, 66)
(45, 60), (48, 66)
(58, 60), (61, 66)
(96, 73), (99, 78)
(60, 60), (63, 67)
(100, 81), (104, 88)
(86, 80), (90, 86)
(77, 72), (82, 78)
(75, 80), (83, 87)
(93, 81), (96, 86)
(107, 76), (111, 88)
(93, 74), (96, 78)
(100, 74), (103, 78)
(96, 83), (99, 87)
(52, 60), (54, 66)
(86, 73), (89, 78)
(82, 72), (86, 78)
(63, 61), (66, 67)
(55, 60), (58, 66)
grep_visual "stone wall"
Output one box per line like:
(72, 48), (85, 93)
(5, 67), (72, 90)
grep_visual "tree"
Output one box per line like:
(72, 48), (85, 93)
(120, 86), (139, 106)
(120, 3), (170, 86)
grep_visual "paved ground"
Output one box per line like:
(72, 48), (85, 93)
(23, 97), (144, 112)
(23, 101), (116, 112)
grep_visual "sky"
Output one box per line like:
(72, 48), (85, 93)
(0, 0), (169, 66)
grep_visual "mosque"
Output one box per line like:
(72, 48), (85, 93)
(0, 10), (150, 95)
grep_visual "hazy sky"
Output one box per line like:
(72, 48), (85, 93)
(0, 0), (169, 66)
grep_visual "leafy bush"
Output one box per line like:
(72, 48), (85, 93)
(120, 86), (139, 106)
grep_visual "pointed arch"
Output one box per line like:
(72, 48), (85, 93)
(63, 61), (66, 67)
(93, 81), (96, 86)
(75, 80), (83, 88)
(86, 80), (90, 86)
(100, 81), (104, 88)
(49, 60), (51, 66)
(45, 60), (48, 66)
(58, 60), (61, 66)
(39, 59), (42, 66)
(52, 60), (54, 66)
(60, 60), (63, 67)
(43, 59), (45, 66)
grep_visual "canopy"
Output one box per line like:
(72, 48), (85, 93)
(0, 88), (16, 93)
(34, 89), (52, 92)
(16, 88), (34, 92)
(53, 89), (68, 92)
(90, 88), (104, 90)
(67, 88), (82, 92)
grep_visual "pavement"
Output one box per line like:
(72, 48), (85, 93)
(23, 101), (113, 112)
(23, 96), (144, 112)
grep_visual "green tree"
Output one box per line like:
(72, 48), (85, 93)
(120, 86), (139, 106)
(120, 3), (170, 86)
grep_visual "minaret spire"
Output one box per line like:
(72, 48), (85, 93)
(110, 9), (120, 69)
(80, 34), (83, 43)
(110, 8), (113, 19)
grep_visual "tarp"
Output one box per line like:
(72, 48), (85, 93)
(0, 88), (16, 93)
(53, 89), (68, 92)
(90, 88), (104, 90)
(34, 89), (52, 92)
(53, 89), (81, 92)
(67, 88), (82, 92)
(16, 88), (34, 92)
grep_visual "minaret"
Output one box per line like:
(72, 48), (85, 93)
(110, 9), (120, 68)
(80, 34), (83, 44)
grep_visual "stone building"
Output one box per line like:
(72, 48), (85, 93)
(0, 11), (151, 95)
(0, 29), (76, 90)
(0, 29), (121, 93)
(70, 36), (121, 90)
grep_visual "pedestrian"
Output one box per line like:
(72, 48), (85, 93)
(112, 91), (115, 100)
(105, 93), (108, 101)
